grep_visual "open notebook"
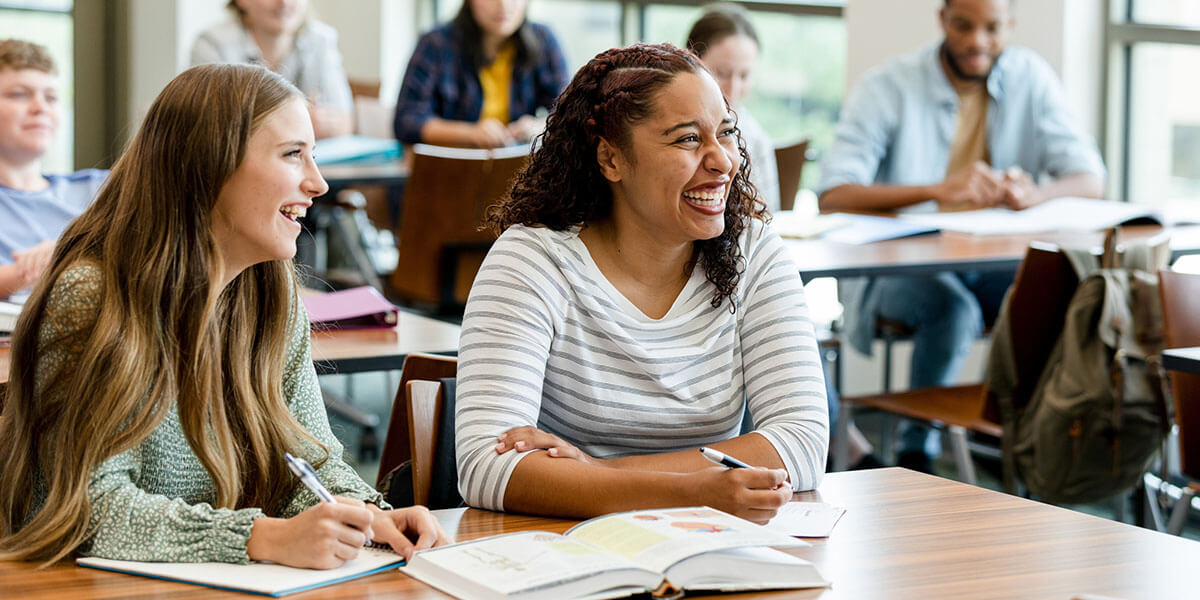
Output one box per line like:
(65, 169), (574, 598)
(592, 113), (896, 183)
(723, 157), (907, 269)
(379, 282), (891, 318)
(77, 547), (403, 597)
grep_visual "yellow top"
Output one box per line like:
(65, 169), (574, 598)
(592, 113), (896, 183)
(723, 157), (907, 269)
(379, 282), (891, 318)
(478, 43), (516, 124)
(945, 81), (990, 178)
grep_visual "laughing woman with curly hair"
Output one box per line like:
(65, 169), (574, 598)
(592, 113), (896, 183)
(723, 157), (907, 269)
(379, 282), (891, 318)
(454, 43), (828, 523)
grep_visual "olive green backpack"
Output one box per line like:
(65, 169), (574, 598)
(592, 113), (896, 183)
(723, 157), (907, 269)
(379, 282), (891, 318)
(985, 234), (1174, 504)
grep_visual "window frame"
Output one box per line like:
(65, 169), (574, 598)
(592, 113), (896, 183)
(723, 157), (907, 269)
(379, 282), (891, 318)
(1103, 0), (1200, 202)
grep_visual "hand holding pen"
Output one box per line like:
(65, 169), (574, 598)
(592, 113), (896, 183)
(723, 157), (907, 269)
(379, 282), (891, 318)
(280, 453), (451, 563)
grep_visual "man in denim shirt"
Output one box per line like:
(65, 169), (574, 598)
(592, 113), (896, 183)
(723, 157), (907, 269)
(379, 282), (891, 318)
(816, 0), (1105, 471)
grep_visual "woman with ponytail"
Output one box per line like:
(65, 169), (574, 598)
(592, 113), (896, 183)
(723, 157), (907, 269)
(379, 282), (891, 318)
(455, 43), (828, 523)
(0, 63), (447, 567)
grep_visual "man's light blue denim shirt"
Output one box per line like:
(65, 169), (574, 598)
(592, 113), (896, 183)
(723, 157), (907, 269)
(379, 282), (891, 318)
(817, 42), (1105, 212)
(817, 42), (1105, 356)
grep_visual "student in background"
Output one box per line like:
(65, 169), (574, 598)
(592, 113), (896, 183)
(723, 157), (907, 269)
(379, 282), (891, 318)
(191, 0), (353, 139)
(0, 39), (106, 299)
(816, 0), (1104, 472)
(0, 64), (448, 567)
(455, 43), (828, 523)
(686, 3), (779, 212)
(394, 0), (569, 148)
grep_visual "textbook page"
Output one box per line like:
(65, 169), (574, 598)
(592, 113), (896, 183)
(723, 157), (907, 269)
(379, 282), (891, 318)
(400, 531), (660, 600)
(565, 507), (806, 575)
(898, 197), (1160, 235)
(78, 547), (403, 596)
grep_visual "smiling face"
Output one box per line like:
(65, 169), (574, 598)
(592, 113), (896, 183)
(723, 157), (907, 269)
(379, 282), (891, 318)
(0, 67), (59, 167)
(939, 0), (1012, 82)
(211, 97), (327, 277)
(469, 0), (527, 40)
(598, 71), (740, 247)
(699, 33), (758, 107)
(235, 0), (308, 36)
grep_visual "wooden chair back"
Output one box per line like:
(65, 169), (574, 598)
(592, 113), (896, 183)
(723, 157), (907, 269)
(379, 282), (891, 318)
(376, 353), (458, 487)
(407, 379), (446, 506)
(1158, 269), (1200, 481)
(390, 144), (529, 312)
(774, 139), (809, 211)
(982, 243), (1079, 422)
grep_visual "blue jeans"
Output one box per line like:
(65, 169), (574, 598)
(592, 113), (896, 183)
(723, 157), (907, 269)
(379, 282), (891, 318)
(869, 270), (1013, 456)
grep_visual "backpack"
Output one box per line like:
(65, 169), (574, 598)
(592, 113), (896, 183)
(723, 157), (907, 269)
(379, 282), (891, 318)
(985, 232), (1174, 504)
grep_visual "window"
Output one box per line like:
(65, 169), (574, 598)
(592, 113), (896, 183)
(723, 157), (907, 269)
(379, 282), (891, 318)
(1107, 0), (1200, 211)
(425, 0), (846, 190)
(0, 0), (74, 172)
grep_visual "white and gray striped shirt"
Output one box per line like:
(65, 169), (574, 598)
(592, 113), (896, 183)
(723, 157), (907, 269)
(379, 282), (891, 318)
(455, 220), (828, 511)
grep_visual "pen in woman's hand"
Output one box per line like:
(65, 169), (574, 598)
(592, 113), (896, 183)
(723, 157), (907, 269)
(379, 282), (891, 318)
(285, 452), (336, 503)
(699, 447), (752, 469)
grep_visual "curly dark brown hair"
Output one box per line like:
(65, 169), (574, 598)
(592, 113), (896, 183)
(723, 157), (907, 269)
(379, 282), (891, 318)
(486, 42), (765, 310)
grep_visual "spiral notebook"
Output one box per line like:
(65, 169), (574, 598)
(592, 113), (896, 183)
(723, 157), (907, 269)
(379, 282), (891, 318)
(77, 547), (403, 597)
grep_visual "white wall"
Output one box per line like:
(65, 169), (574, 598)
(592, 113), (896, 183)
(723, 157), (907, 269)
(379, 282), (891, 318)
(844, 0), (1105, 139)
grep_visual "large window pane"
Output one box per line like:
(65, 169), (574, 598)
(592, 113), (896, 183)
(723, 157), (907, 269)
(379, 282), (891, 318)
(527, 0), (622, 72)
(1131, 0), (1200, 28)
(1126, 43), (1200, 210)
(0, 5), (73, 172)
(643, 4), (845, 186)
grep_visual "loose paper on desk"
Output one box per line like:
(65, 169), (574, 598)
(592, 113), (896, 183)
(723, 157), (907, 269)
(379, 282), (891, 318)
(772, 211), (853, 239)
(898, 197), (1160, 236)
(820, 213), (940, 245)
(766, 502), (846, 537)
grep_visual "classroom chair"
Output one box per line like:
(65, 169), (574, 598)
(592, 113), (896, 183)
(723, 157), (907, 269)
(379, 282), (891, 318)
(1145, 269), (1200, 534)
(773, 139), (809, 212)
(389, 144), (529, 314)
(835, 242), (1077, 484)
(377, 353), (459, 489)
(404, 376), (462, 509)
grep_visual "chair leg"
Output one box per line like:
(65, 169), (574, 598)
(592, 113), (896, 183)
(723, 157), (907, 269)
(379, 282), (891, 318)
(1167, 487), (1196, 536)
(880, 414), (897, 464)
(949, 426), (977, 485)
(1144, 473), (1167, 531)
(882, 335), (895, 394)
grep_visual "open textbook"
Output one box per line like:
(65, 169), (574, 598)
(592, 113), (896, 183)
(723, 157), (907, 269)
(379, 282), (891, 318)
(401, 507), (829, 600)
(77, 546), (403, 597)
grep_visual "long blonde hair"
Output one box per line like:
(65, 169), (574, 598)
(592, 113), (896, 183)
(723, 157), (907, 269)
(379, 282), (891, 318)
(0, 64), (325, 564)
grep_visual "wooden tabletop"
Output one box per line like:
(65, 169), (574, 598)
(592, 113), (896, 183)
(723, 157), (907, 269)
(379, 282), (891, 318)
(0, 312), (460, 385)
(4, 468), (1197, 599)
(310, 312), (461, 375)
(788, 223), (1200, 281)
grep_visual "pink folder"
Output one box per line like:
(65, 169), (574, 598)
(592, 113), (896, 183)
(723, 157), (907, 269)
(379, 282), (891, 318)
(302, 286), (399, 329)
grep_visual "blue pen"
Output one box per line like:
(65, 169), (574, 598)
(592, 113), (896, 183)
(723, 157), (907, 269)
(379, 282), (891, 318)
(285, 452), (336, 503)
(699, 447), (752, 469)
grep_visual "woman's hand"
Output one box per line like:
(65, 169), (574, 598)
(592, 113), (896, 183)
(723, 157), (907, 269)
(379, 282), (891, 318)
(12, 240), (55, 290)
(367, 505), (453, 560)
(495, 426), (599, 465)
(246, 496), (375, 569)
(684, 467), (792, 525)
(469, 118), (516, 148)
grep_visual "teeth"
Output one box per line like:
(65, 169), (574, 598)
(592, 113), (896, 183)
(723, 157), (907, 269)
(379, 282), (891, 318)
(682, 186), (725, 206)
(280, 205), (307, 219)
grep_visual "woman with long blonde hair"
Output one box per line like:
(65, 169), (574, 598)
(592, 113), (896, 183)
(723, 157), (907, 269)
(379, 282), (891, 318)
(0, 63), (447, 567)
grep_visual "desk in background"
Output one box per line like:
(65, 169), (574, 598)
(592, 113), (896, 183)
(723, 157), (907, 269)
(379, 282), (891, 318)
(1164, 347), (1200, 376)
(788, 223), (1200, 282)
(4, 468), (1198, 598)
(0, 311), (461, 385)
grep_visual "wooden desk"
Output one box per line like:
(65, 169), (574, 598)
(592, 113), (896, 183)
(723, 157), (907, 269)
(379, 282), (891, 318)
(0, 312), (460, 385)
(789, 223), (1200, 281)
(311, 311), (461, 375)
(4, 468), (1198, 599)
(320, 159), (410, 190)
(1164, 347), (1200, 376)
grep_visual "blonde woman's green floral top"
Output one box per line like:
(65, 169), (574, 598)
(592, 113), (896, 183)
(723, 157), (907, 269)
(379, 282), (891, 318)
(32, 264), (385, 563)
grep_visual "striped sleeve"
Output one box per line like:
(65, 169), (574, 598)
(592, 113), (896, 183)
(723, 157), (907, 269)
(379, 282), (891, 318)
(454, 229), (562, 511)
(739, 226), (829, 490)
